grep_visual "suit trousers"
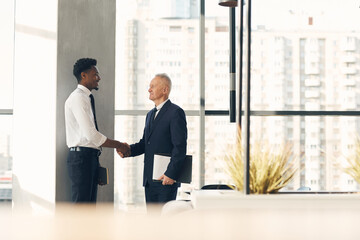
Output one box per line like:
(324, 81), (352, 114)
(144, 181), (178, 204)
(67, 147), (100, 203)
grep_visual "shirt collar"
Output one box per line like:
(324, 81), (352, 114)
(77, 84), (91, 96)
(156, 99), (169, 111)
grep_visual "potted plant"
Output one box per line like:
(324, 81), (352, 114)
(224, 128), (297, 194)
(345, 137), (360, 184)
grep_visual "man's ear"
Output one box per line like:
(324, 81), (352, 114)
(163, 86), (169, 94)
(81, 72), (86, 80)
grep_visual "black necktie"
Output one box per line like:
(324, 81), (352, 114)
(149, 107), (157, 128)
(89, 94), (99, 131)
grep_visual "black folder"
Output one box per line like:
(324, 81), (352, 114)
(98, 166), (109, 185)
(153, 153), (192, 184)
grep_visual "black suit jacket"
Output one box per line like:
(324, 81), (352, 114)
(130, 100), (187, 187)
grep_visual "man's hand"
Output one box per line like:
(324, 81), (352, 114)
(116, 142), (131, 158)
(98, 180), (106, 186)
(158, 174), (175, 185)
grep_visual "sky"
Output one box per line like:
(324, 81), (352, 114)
(251, 0), (360, 31)
(115, 0), (360, 31)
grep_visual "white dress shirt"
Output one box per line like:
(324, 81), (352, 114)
(154, 99), (169, 119)
(65, 85), (107, 149)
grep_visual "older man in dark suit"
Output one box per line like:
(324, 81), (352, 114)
(120, 73), (187, 204)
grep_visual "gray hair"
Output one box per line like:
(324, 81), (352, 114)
(155, 73), (172, 93)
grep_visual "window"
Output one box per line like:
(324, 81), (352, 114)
(0, 0), (14, 202)
(113, 0), (360, 210)
(169, 26), (182, 32)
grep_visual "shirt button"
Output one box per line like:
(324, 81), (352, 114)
(147, 141), (150, 145)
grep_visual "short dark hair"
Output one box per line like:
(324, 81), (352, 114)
(73, 58), (97, 82)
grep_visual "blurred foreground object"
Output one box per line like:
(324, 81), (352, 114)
(3, 199), (360, 240)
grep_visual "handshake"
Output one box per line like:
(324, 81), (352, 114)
(116, 142), (131, 158)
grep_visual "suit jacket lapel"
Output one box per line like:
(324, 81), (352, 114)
(147, 100), (171, 139)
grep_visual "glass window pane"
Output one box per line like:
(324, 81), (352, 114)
(251, 0), (360, 111)
(204, 115), (360, 192)
(205, 0), (230, 110)
(0, 116), (13, 202)
(251, 116), (360, 192)
(115, 0), (199, 111)
(114, 115), (146, 212)
(0, 1), (14, 109)
(180, 116), (200, 192)
(204, 116), (237, 185)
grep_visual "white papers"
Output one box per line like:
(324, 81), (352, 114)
(153, 154), (170, 180)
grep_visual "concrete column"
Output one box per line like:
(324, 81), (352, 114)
(56, 0), (116, 203)
(12, 0), (116, 213)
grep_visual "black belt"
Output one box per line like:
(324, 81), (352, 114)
(69, 146), (101, 156)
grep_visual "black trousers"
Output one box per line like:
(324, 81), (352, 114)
(144, 181), (178, 204)
(67, 147), (100, 203)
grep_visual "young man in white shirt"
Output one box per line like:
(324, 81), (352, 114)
(65, 58), (128, 203)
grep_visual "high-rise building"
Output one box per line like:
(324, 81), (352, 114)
(115, 2), (360, 207)
(251, 29), (360, 191)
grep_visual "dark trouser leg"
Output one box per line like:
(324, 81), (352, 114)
(145, 182), (178, 204)
(157, 185), (178, 203)
(67, 150), (99, 203)
(89, 156), (99, 202)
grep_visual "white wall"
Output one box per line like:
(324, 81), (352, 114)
(12, 0), (116, 214)
(12, 0), (58, 214)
